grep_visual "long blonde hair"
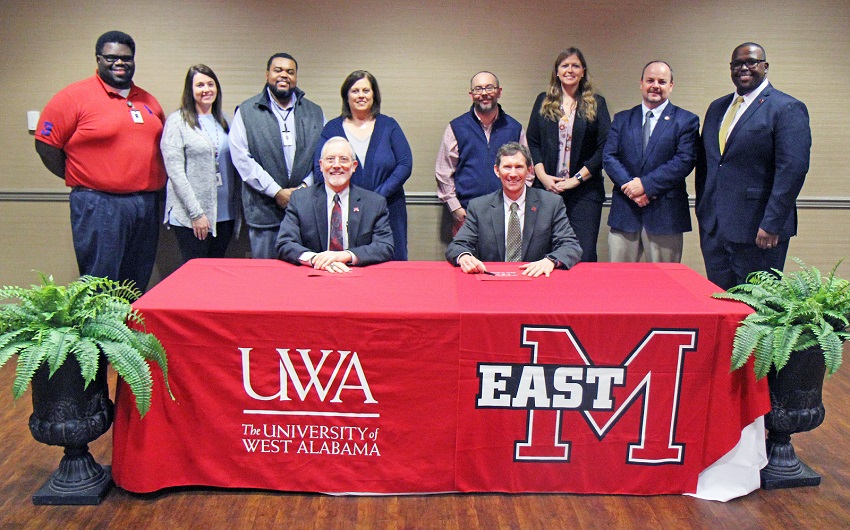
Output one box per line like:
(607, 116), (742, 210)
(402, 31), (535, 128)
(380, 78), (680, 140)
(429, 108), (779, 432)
(539, 47), (598, 123)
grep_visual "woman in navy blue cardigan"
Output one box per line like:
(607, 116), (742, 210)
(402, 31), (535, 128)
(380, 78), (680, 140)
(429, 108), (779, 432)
(314, 71), (413, 260)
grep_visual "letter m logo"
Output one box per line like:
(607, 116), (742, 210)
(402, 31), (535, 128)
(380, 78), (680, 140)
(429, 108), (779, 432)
(515, 325), (696, 465)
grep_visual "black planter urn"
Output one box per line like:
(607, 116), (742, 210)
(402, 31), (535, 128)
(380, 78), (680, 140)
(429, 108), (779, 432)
(761, 347), (826, 489)
(28, 355), (114, 504)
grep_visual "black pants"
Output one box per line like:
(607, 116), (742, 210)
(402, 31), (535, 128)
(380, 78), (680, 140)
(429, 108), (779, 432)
(170, 221), (235, 263)
(699, 227), (789, 290)
(563, 196), (602, 263)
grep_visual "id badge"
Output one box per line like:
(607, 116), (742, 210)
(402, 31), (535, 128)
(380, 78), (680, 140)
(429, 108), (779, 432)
(282, 131), (294, 146)
(130, 110), (144, 123)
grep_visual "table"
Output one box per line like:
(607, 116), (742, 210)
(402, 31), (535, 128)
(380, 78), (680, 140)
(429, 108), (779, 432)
(112, 260), (769, 499)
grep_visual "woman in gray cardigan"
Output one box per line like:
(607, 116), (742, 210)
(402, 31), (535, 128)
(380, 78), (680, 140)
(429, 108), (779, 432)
(161, 64), (239, 262)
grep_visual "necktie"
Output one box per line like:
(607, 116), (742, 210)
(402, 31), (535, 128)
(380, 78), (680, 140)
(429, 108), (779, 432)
(506, 202), (521, 262)
(642, 110), (653, 153)
(718, 96), (744, 155)
(329, 194), (344, 251)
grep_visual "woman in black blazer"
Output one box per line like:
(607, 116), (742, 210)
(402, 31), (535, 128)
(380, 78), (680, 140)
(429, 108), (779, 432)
(527, 47), (611, 262)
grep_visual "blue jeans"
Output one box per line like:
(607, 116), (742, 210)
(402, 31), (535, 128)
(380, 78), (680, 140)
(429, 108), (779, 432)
(69, 188), (160, 292)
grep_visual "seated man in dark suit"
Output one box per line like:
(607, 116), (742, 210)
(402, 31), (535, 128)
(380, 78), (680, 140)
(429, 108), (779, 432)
(446, 142), (582, 277)
(277, 136), (394, 272)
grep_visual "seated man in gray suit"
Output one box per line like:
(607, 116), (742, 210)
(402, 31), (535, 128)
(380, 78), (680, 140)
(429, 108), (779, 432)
(277, 136), (394, 272)
(446, 142), (582, 277)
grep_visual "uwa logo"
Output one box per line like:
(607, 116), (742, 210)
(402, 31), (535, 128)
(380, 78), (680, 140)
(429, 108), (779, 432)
(239, 348), (377, 404)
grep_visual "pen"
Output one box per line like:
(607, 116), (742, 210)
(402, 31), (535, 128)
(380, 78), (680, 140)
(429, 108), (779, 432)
(482, 271), (496, 276)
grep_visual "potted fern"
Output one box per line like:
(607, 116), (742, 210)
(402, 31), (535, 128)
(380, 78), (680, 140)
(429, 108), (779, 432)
(0, 273), (172, 505)
(713, 258), (850, 489)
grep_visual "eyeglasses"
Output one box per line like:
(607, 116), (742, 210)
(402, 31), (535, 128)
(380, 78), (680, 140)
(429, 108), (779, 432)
(98, 54), (135, 64)
(730, 59), (765, 71)
(470, 85), (499, 95)
(322, 155), (352, 166)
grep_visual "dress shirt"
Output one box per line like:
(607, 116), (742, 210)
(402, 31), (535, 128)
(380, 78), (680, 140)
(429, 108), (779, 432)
(724, 77), (770, 136)
(641, 99), (670, 137)
(435, 112), (529, 212)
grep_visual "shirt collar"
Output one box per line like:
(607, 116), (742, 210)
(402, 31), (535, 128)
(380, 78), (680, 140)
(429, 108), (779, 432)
(94, 73), (135, 98)
(473, 105), (501, 127)
(739, 77), (770, 105)
(325, 184), (350, 203)
(641, 99), (670, 119)
(267, 87), (295, 111)
(503, 186), (527, 211)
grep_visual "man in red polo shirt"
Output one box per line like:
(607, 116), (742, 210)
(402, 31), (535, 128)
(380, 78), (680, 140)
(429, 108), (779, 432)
(35, 30), (166, 291)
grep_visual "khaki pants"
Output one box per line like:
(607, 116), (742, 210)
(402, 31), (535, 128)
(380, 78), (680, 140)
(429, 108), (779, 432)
(608, 227), (683, 263)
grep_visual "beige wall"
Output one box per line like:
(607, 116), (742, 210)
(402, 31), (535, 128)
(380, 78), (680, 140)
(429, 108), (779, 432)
(1, 0), (848, 286)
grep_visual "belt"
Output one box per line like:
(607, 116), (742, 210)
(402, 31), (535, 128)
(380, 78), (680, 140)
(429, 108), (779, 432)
(71, 187), (156, 197)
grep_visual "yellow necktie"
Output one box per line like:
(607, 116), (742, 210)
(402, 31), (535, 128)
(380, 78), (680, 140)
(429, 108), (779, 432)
(718, 96), (744, 155)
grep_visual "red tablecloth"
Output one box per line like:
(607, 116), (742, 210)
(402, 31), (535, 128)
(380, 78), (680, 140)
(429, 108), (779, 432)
(112, 259), (769, 495)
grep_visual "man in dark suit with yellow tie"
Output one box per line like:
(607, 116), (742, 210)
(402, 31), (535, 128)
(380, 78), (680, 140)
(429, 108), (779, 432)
(446, 142), (582, 277)
(696, 42), (811, 290)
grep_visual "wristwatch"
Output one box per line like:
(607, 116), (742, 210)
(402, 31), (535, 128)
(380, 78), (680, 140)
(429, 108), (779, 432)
(573, 172), (584, 182)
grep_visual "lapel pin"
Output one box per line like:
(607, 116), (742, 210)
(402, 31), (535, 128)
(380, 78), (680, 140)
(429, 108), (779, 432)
(664, 116), (670, 121)
(531, 206), (537, 212)
(353, 207), (360, 212)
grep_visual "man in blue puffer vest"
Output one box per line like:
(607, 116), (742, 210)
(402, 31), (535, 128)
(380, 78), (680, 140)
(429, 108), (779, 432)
(435, 71), (529, 236)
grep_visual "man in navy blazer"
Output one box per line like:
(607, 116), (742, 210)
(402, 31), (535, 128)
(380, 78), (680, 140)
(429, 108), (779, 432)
(277, 137), (394, 271)
(446, 142), (582, 277)
(604, 61), (699, 262)
(696, 42), (811, 290)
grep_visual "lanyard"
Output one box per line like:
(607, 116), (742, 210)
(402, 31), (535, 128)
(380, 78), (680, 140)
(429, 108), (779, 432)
(199, 117), (222, 172)
(271, 103), (294, 133)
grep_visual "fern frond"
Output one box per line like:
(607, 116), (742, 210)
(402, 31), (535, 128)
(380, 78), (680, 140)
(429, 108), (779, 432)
(0, 285), (30, 302)
(713, 291), (769, 311)
(0, 328), (31, 351)
(125, 309), (146, 328)
(0, 340), (28, 370)
(753, 332), (776, 378)
(43, 327), (80, 377)
(823, 309), (849, 331)
(134, 331), (173, 399)
(771, 325), (800, 372)
(99, 340), (153, 417)
(817, 325), (844, 376)
(731, 323), (768, 371)
(70, 339), (101, 385)
(13, 345), (48, 398)
(82, 317), (136, 344)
